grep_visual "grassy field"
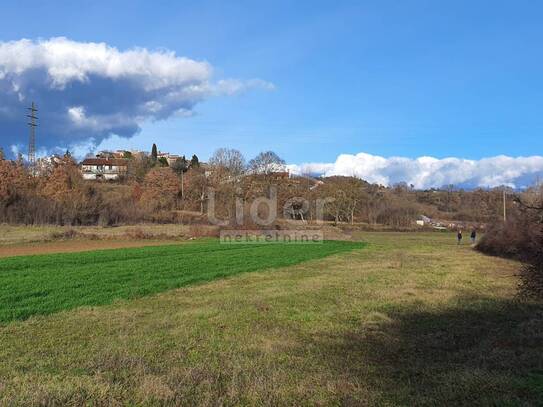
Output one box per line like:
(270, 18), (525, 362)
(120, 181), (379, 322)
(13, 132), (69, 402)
(0, 232), (542, 405)
(0, 240), (362, 323)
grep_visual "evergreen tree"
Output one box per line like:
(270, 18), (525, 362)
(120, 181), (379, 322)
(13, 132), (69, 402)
(151, 143), (158, 161)
(190, 154), (200, 168)
(171, 156), (189, 175)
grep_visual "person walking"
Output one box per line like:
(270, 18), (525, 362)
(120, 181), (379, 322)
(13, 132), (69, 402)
(470, 229), (477, 244)
(457, 230), (463, 245)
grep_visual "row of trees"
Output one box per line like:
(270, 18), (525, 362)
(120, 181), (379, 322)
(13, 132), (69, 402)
(0, 146), (519, 227)
(184, 148), (512, 227)
(207, 148), (286, 176)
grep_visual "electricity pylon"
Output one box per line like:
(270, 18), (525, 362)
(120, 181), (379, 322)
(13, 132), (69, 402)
(27, 102), (38, 173)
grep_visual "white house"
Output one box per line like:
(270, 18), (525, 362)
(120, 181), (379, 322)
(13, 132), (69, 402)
(80, 158), (128, 180)
(35, 155), (63, 176)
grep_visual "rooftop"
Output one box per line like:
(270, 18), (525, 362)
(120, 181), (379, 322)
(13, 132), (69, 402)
(81, 158), (128, 166)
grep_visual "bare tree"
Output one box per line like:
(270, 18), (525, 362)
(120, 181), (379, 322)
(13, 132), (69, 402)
(316, 176), (368, 224)
(248, 151), (286, 175)
(183, 168), (209, 214)
(209, 148), (246, 178)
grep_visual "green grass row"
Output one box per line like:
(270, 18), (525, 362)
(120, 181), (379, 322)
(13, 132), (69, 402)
(0, 239), (364, 323)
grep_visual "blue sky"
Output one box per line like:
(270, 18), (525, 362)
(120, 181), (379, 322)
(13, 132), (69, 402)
(1, 1), (543, 187)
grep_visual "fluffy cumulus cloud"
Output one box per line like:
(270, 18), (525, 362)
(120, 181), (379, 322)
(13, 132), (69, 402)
(0, 37), (273, 153)
(288, 152), (543, 189)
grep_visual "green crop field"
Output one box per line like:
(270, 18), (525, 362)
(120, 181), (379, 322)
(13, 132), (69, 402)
(0, 239), (363, 323)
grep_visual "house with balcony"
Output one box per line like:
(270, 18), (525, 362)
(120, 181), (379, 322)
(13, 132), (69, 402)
(80, 158), (128, 180)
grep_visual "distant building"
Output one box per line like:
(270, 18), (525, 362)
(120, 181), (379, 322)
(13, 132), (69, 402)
(96, 150), (144, 159)
(416, 215), (432, 226)
(95, 150), (117, 159)
(199, 163), (213, 177)
(80, 158), (128, 180)
(157, 152), (181, 166)
(35, 155), (63, 176)
(129, 150), (146, 159)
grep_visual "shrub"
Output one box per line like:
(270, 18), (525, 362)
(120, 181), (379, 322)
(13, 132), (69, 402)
(49, 229), (80, 240)
(477, 210), (543, 298)
(476, 215), (540, 263)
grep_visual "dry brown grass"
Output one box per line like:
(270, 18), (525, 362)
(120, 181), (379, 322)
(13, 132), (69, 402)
(0, 223), (225, 246)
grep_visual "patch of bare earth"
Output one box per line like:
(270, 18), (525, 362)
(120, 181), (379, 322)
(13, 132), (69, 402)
(0, 239), (179, 258)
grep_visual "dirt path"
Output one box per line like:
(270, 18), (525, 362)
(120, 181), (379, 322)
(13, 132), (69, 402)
(0, 239), (180, 258)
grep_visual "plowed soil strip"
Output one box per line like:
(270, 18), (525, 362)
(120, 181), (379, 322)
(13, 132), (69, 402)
(0, 239), (180, 258)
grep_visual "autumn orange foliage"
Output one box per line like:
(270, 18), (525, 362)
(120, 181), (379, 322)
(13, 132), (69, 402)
(40, 157), (83, 202)
(139, 167), (180, 211)
(0, 160), (29, 201)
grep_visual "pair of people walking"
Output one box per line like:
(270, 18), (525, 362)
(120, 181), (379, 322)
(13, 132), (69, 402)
(457, 229), (477, 245)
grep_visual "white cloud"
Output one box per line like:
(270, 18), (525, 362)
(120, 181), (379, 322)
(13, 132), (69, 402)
(0, 37), (273, 149)
(66, 138), (99, 159)
(288, 152), (543, 189)
(67, 106), (86, 124)
(0, 37), (211, 89)
(214, 79), (275, 95)
(9, 144), (21, 157)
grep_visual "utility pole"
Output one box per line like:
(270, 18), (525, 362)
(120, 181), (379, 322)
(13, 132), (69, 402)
(181, 168), (184, 199)
(27, 102), (38, 174)
(503, 188), (507, 222)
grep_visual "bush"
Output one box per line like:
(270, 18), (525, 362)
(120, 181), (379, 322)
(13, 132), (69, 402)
(477, 212), (542, 298)
(49, 229), (80, 240)
(376, 204), (418, 228)
(476, 215), (540, 263)
(519, 264), (543, 299)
